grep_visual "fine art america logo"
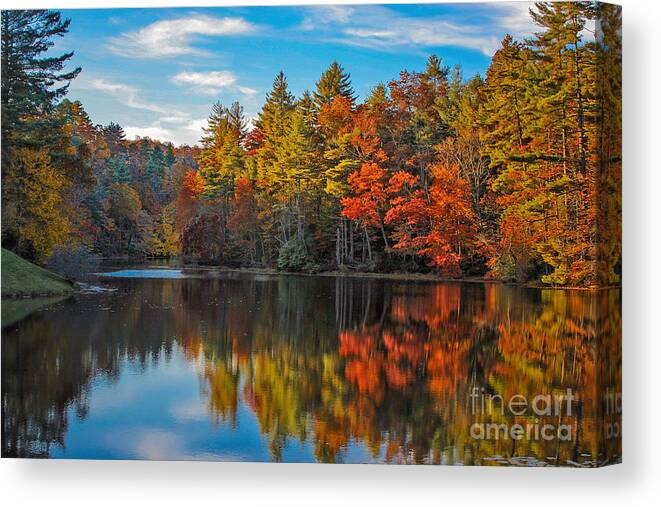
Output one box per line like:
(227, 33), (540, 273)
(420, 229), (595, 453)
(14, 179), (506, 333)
(469, 387), (575, 442)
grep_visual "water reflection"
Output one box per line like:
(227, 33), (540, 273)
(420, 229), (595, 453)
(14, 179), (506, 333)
(1, 273), (621, 465)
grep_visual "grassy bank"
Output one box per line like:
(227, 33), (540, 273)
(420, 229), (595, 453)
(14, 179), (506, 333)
(1, 248), (74, 298)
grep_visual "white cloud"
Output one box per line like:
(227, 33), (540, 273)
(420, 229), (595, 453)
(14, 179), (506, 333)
(299, 5), (355, 31)
(238, 86), (258, 96)
(171, 70), (237, 95)
(183, 118), (208, 143)
(340, 15), (499, 56)
(300, 3), (543, 57)
(108, 15), (256, 58)
(87, 78), (169, 114)
(123, 116), (209, 146)
(493, 2), (538, 37)
(185, 118), (208, 133)
(494, 2), (594, 44)
(338, 25), (498, 56)
(344, 29), (396, 39)
(322, 5), (355, 24)
(171, 70), (258, 97)
(159, 114), (191, 124)
(124, 124), (178, 144)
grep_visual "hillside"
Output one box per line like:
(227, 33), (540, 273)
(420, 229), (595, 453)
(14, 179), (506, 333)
(1, 248), (74, 298)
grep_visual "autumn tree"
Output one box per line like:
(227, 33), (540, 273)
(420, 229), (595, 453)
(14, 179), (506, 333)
(175, 170), (204, 234)
(384, 171), (429, 265)
(6, 148), (70, 261)
(1, 10), (81, 257)
(341, 162), (389, 263)
(194, 102), (248, 260)
(105, 183), (142, 253)
(150, 207), (179, 258)
(227, 176), (258, 263)
(313, 61), (355, 111)
(387, 55), (451, 191)
(423, 163), (477, 274)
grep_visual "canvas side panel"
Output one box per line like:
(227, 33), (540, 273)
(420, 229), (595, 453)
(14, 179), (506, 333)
(594, 1), (622, 466)
(594, 2), (622, 287)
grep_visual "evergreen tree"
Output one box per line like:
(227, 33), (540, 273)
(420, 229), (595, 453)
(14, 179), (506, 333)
(527, 1), (597, 284)
(313, 61), (355, 110)
(365, 83), (388, 115)
(1, 10), (81, 158)
(297, 91), (317, 133)
(226, 101), (247, 141)
(275, 110), (316, 241)
(108, 155), (132, 184)
(164, 144), (177, 167)
(255, 72), (295, 187)
(145, 145), (168, 192)
(198, 103), (245, 200)
(102, 122), (126, 153)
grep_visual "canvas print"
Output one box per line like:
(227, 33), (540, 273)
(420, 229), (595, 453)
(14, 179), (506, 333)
(1, 2), (621, 465)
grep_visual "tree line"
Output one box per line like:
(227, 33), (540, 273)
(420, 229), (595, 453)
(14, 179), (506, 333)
(1, 3), (621, 287)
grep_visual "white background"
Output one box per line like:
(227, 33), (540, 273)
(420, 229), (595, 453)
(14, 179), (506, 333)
(1, 0), (658, 505)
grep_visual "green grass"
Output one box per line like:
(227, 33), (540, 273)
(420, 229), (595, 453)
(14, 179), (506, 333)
(1, 248), (74, 298)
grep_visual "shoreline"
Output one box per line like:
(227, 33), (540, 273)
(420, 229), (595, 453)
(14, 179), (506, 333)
(212, 266), (621, 291)
(100, 258), (621, 291)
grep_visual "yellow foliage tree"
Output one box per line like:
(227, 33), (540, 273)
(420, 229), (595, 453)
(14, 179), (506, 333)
(9, 148), (70, 262)
(151, 208), (179, 257)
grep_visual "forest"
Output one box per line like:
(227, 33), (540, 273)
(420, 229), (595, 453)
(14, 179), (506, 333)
(1, 3), (621, 287)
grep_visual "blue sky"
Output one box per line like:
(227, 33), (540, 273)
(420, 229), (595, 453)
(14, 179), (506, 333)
(55, 2), (539, 146)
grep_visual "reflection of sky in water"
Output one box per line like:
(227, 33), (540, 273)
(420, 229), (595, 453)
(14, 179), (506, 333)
(96, 268), (282, 283)
(98, 270), (186, 279)
(49, 345), (375, 462)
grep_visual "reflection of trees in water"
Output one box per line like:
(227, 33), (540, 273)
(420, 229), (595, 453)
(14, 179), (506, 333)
(2, 276), (620, 465)
(2, 279), (180, 457)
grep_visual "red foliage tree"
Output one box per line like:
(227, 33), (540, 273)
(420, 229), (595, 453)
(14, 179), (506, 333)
(384, 171), (429, 255)
(175, 170), (204, 233)
(421, 163), (477, 273)
(384, 165), (476, 274)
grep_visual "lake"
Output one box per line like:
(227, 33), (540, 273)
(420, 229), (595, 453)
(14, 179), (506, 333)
(1, 267), (621, 465)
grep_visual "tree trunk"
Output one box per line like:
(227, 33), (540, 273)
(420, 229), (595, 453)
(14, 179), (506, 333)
(349, 221), (354, 262)
(380, 222), (389, 250)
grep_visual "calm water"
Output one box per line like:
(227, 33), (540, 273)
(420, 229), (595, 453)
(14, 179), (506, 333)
(1, 268), (621, 465)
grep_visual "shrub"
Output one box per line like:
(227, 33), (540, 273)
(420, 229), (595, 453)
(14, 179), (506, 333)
(487, 252), (517, 282)
(46, 246), (101, 281)
(277, 239), (311, 272)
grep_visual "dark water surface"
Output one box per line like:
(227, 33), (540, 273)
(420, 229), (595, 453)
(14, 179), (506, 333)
(1, 268), (621, 465)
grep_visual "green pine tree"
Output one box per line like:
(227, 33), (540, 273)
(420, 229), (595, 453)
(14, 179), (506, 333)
(1, 10), (81, 158)
(313, 61), (355, 111)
